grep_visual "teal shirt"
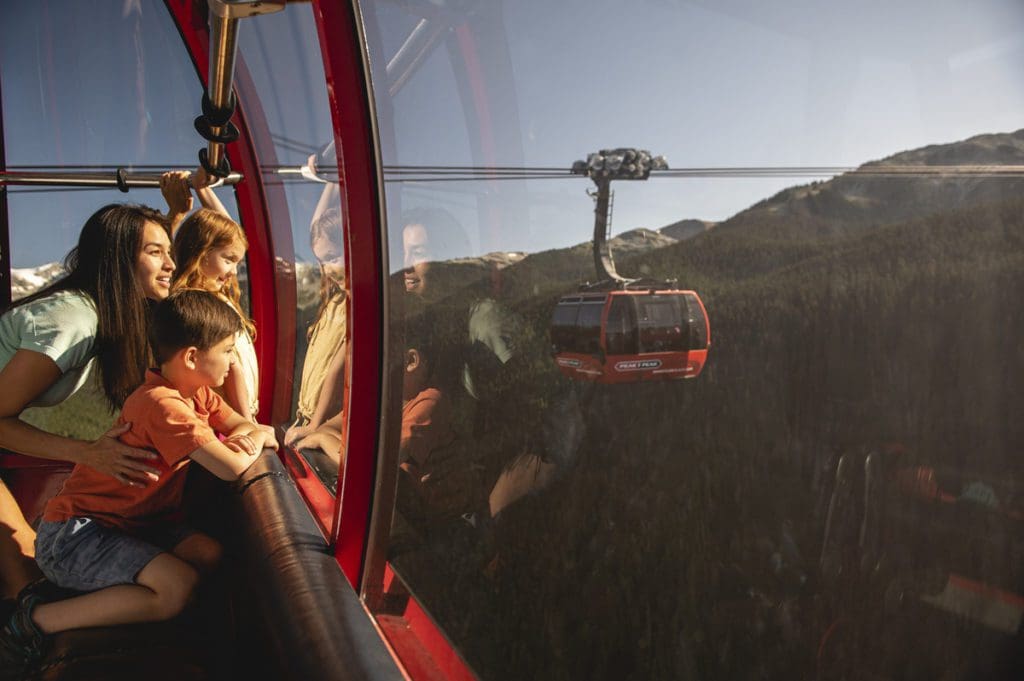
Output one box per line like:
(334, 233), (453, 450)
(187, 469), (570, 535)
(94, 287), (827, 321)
(0, 290), (99, 408)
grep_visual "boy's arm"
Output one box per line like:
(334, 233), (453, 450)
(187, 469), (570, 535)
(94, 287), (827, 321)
(189, 438), (262, 481)
(217, 411), (278, 455)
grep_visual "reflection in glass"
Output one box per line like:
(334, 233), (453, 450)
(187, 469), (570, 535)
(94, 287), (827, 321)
(365, 1), (1024, 679)
(235, 5), (347, 496)
(285, 182), (348, 479)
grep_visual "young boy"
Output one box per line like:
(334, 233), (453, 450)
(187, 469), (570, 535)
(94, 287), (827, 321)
(0, 289), (276, 676)
(392, 310), (479, 529)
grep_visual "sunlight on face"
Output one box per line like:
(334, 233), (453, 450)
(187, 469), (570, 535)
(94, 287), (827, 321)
(136, 221), (175, 300)
(200, 241), (245, 292)
(402, 223), (431, 294)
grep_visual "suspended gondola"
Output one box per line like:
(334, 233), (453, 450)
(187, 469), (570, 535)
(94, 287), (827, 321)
(551, 285), (709, 383)
(550, 148), (711, 383)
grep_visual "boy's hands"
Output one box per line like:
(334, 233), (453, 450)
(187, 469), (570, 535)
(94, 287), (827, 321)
(224, 425), (279, 457)
(257, 424), (278, 450)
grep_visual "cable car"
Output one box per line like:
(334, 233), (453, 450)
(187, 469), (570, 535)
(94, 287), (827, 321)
(549, 148), (711, 384)
(551, 288), (710, 383)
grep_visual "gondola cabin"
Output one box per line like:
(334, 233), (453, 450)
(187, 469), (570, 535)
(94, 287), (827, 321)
(551, 289), (710, 383)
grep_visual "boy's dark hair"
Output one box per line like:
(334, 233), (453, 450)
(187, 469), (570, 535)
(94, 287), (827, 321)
(405, 305), (454, 390)
(149, 289), (242, 365)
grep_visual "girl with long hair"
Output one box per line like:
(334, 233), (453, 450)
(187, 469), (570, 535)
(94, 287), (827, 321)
(0, 200), (177, 602)
(171, 207), (259, 421)
(283, 192), (348, 448)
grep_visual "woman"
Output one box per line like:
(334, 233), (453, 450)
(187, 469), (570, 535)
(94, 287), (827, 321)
(0, 201), (177, 601)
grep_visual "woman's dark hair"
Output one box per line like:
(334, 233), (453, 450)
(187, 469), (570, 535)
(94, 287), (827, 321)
(404, 302), (457, 393)
(400, 206), (472, 260)
(9, 203), (171, 409)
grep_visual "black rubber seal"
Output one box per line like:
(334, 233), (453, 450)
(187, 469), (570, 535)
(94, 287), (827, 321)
(198, 148), (231, 178)
(115, 168), (130, 193)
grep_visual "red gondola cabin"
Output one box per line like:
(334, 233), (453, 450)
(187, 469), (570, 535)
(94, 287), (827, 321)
(551, 289), (710, 383)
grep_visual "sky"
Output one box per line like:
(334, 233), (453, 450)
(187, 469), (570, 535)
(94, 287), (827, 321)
(4, 0), (1024, 267)
(380, 0), (1024, 258)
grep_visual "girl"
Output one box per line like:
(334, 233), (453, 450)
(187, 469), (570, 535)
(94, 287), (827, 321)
(284, 194), (347, 448)
(171, 207), (259, 422)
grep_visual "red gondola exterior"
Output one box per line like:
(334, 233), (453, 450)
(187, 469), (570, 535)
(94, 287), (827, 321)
(552, 289), (711, 384)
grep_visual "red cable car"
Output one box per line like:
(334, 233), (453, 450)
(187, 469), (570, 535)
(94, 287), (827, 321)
(551, 288), (710, 383)
(551, 148), (711, 384)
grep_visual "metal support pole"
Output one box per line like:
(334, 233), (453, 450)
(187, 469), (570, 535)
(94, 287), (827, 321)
(198, 0), (285, 176)
(205, 11), (241, 173)
(592, 177), (623, 283)
(0, 170), (243, 190)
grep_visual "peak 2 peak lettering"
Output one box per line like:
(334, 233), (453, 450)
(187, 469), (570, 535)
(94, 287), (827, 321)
(614, 359), (662, 371)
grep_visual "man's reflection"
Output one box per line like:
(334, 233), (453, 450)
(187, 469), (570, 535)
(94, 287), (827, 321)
(401, 207), (471, 298)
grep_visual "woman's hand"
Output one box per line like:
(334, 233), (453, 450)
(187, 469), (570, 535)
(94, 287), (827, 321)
(294, 427), (342, 463)
(192, 166), (215, 189)
(80, 422), (161, 487)
(293, 430), (327, 452)
(160, 171), (193, 217)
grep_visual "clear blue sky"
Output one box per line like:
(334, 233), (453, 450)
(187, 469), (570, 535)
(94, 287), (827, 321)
(4, 0), (1024, 266)
(383, 0), (1024, 257)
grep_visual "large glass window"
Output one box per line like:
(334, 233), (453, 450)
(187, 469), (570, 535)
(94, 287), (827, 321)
(605, 297), (638, 356)
(363, 1), (1024, 679)
(234, 5), (345, 500)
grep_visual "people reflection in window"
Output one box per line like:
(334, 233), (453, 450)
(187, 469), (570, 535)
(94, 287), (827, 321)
(284, 183), (347, 449)
(396, 209), (582, 541)
(401, 207), (472, 299)
(395, 308), (472, 529)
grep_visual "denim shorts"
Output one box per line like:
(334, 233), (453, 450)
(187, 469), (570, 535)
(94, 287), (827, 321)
(35, 518), (195, 591)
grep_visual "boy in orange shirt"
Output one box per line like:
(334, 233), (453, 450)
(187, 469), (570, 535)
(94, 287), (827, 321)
(0, 290), (276, 675)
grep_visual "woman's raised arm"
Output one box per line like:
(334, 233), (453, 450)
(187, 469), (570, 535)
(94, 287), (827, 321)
(0, 350), (160, 486)
(160, 171), (194, 235)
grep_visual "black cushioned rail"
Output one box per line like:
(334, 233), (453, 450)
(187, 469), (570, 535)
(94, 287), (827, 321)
(227, 452), (404, 681)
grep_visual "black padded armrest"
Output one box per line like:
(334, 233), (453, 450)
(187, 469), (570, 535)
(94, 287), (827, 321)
(229, 452), (404, 681)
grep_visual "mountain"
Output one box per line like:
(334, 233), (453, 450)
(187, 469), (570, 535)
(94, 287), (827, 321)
(11, 263), (65, 300)
(659, 218), (716, 241)
(729, 129), (1024, 235)
(438, 130), (1024, 297)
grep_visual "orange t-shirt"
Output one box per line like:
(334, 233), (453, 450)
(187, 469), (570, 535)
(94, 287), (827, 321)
(400, 388), (455, 469)
(43, 369), (236, 533)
